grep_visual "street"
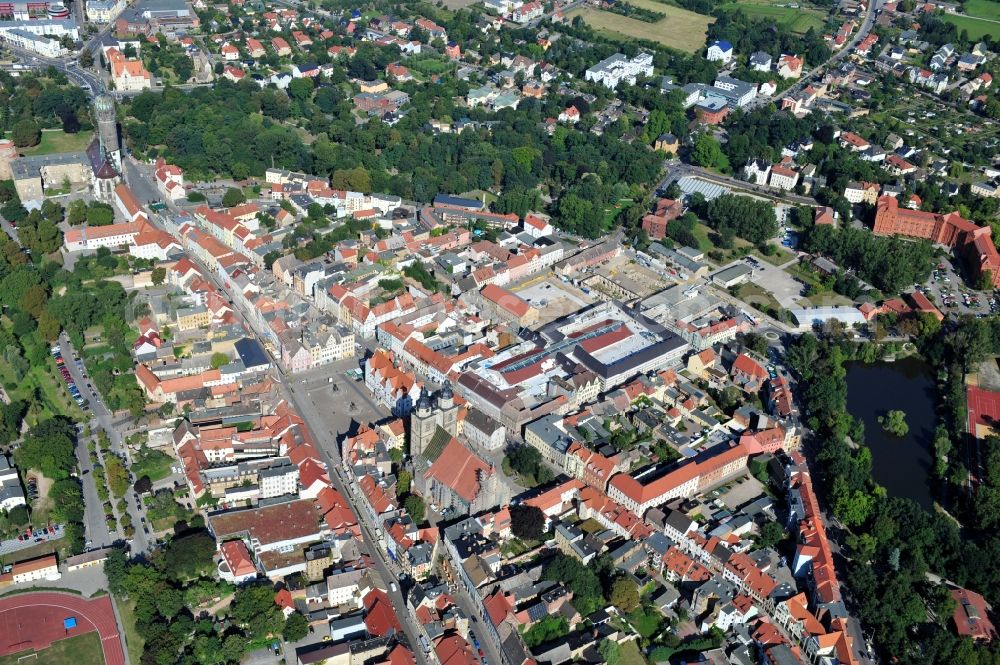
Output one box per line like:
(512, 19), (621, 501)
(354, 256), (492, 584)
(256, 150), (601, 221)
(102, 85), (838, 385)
(59, 332), (151, 555)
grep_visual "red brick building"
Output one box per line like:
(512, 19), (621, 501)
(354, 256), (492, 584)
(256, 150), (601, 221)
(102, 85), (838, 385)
(873, 196), (1000, 288)
(641, 198), (684, 240)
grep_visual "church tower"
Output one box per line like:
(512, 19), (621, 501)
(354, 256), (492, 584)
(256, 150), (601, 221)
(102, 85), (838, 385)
(89, 95), (124, 202)
(94, 95), (122, 174)
(438, 381), (459, 438)
(409, 392), (437, 457)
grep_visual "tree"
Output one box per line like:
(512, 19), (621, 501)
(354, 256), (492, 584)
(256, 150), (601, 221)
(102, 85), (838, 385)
(741, 332), (769, 356)
(86, 203), (115, 226)
(106, 455), (129, 498)
(14, 417), (76, 480)
(404, 494), (425, 523)
(396, 470), (412, 497)
(509, 504), (545, 541)
(161, 531), (216, 579)
(288, 77), (314, 103)
(222, 187), (246, 207)
(11, 119), (40, 148)
(756, 521), (787, 549)
(609, 577), (639, 612)
(231, 584), (285, 640)
(599, 639), (621, 665)
(283, 612), (309, 642)
(6, 504), (29, 525)
(542, 554), (604, 615)
(105, 547), (130, 596)
(67, 199), (88, 225)
(210, 352), (230, 369)
(690, 133), (728, 171)
(134, 475), (153, 494)
(151, 267), (166, 285)
(877, 410), (909, 437)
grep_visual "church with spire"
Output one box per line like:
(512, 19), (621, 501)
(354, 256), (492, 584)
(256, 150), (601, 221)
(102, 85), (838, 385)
(86, 94), (124, 202)
(409, 382), (460, 458)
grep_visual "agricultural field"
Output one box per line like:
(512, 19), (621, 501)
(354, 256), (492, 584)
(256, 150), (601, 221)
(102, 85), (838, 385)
(720, 0), (829, 33)
(566, 0), (714, 53)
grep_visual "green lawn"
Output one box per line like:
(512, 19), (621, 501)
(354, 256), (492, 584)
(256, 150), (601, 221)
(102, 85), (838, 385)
(131, 448), (174, 482)
(408, 55), (455, 76)
(753, 245), (795, 266)
(619, 639), (648, 665)
(963, 0), (1000, 21)
(691, 223), (715, 253)
(785, 261), (826, 288)
(458, 189), (498, 205)
(118, 598), (145, 665)
(0, 352), (85, 425)
(5, 130), (95, 157)
(943, 13), (1000, 40)
(0, 630), (102, 665)
(733, 282), (784, 312)
(628, 606), (665, 639)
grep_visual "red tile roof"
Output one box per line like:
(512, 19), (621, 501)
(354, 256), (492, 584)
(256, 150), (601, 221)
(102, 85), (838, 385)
(363, 588), (402, 636)
(480, 284), (531, 318)
(423, 437), (493, 504)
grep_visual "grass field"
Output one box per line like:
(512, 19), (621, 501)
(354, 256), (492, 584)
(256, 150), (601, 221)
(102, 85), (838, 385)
(753, 245), (795, 266)
(628, 606), (665, 639)
(963, 0), (1000, 20)
(4, 130), (95, 157)
(943, 12), (1000, 40)
(408, 54), (455, 76)
(0, 630), (103, 665)
(721, 0), (828, 33)
(0, 351), (85, 426)
(566, 2), (713, 52)
(691, 223), (715, 253)
(131, 448), (174, 482)
(619, 639), (648, 665)
(118, 598), (145, 665)
(734, 281), (784, 312)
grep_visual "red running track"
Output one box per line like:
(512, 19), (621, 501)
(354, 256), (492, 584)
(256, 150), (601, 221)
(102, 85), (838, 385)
(0, 591), (125, 665)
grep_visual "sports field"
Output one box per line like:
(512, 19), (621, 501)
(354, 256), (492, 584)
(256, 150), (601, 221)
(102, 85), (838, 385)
(721, 0), (828, 33)
(0, 592), (124, 665)
(566, 0), (714, 52)
(0, 631), (103, 665)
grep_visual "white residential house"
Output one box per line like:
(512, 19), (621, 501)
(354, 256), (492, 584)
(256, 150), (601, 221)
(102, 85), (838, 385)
(0, 455), (26, 512)
(768, 164), (799, 191)
(584, 52), (654, 89)
(706, 40), (733, 63)
(749, 52), (772, 72)
(743, 159), (771, 185)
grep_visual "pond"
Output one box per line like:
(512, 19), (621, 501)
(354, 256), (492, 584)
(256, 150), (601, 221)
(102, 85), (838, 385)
(845, 357), (936, 509)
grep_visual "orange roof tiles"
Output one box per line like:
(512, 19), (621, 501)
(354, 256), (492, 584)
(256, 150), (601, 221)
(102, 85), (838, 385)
(423, 437), (493, 504)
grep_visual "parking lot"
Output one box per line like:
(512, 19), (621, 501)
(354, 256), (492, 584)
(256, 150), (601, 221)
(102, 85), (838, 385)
(922, 257), (996, 317)
(731, 255), (804, 309)
(0, 524), (64, 556)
